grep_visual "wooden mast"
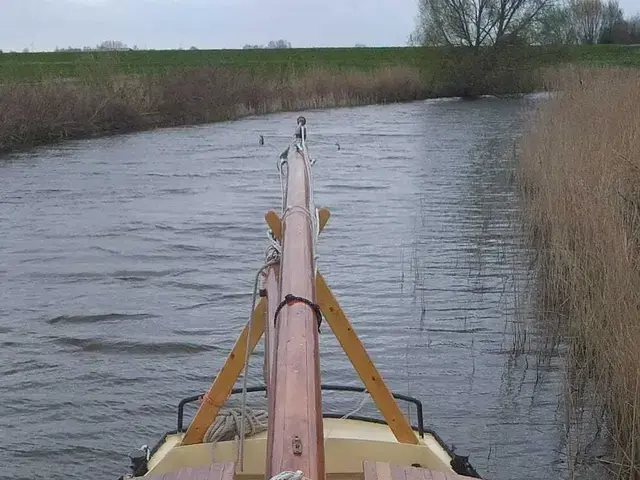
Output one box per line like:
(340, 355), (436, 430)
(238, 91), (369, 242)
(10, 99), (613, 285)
(266, 117), (325, 480)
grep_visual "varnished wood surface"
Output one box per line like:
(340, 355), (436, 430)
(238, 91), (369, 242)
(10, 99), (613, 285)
(267, 144), (324, 480)
(364, 461), (480, 480)
(145, 462), (235, 480)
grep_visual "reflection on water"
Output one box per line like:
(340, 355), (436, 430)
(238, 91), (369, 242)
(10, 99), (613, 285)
(2, 96), (567, 480)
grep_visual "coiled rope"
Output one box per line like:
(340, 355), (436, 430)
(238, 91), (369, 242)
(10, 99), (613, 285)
(203, 407), (268, 444)
(269, 470), (310, 480)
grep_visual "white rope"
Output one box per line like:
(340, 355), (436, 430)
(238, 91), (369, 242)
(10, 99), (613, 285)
(341, 389), (371, 420)
(281, 205), (315, 225)
(239, 254), (280, 471)
(269, 470), (310, 480)
(203, 407), (268, 444)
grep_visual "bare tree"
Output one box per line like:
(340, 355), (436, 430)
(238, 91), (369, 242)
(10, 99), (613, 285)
(598, 0), (624, 42)
(629, 14), (640, 42)
(243, 40), (291, 49)
(96, 40), (129, 51)
(532, 4), (576, 43)
(412, 0), (553, 47)
(267, 39), (292, 48)
(569, 0), (604, 43)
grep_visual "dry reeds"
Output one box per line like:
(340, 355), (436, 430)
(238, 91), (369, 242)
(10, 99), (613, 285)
(0, 66), (428, 154)
(519, 67), (640, 478)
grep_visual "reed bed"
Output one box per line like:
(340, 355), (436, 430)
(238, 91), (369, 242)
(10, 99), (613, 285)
(518, 67), (640, 478)
(0, 66), (428, 154)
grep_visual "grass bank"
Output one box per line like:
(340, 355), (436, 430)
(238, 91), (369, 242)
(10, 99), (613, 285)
(0, 66), (429, 153)
(518, 67), (640, 478)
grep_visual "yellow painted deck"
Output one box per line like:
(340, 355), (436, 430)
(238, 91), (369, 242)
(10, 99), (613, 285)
(143, 418), (458, 479)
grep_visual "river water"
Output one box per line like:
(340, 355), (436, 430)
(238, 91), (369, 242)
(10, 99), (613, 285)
(1, 97), (568, 480)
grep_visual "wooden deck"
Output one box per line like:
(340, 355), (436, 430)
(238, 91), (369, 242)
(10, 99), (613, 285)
(145, 462), (234, 480)
(364, 461), (481, 480)
(143, 460), (479, 480)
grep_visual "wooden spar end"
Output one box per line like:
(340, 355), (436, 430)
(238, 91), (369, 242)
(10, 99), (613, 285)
(318, 207), (330, 233)
(180, 299), (267, 446)
(315, 271), (419, 445)
(265, 210), (282, 240)
(265, 207), (331, 243)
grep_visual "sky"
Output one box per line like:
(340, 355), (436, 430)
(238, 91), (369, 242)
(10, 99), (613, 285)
(0, 0), (418, 52)
(1, 0), (638, 52)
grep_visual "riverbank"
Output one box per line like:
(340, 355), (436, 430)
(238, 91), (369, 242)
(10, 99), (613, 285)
(2, 45), (638, 155)
(518, 67), (640, 478)
(0, 66), (433, 154)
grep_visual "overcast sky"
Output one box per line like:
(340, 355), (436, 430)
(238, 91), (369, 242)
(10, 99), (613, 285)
(1, 0), (639, 52)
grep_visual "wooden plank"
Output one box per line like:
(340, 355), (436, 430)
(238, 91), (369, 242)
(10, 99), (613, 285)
(266, 141), (324, 480)
(316, 272), (419, 445)
(363, 461), (480, 480)
(364, 460), (379, 480)
(206, 462), (234, 480)
(390, 463), (409, 480)
(144, 462), (234, 480)
(180, 299), (266, 445)
(375, 462), (394, 480)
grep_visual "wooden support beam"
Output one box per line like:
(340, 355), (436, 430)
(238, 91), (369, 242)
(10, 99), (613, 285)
(181, 298), (267, 445)
(315, 271), (419, 445)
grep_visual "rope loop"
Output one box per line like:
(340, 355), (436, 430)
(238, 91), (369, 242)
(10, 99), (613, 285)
(273, 293), (323, 332)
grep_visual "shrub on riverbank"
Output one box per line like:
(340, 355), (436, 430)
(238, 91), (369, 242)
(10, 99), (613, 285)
(0, 66), (428, 153)
(518, 67), (640, 478)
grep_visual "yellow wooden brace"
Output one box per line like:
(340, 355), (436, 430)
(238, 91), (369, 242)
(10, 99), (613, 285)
(181, 298), (266, 445)
(315, 272), (419, 445)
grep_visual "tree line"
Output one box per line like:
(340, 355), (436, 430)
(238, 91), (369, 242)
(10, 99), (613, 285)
(410, 0), (640, 47)
(243, 39), (292, 49)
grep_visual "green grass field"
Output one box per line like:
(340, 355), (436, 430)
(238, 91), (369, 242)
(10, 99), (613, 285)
(1, 45), (638, 84)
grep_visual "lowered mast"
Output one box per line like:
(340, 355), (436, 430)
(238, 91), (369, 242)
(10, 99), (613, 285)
(266, 117), (325, 480)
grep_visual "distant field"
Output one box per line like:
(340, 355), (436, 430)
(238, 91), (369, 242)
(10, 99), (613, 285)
(0, 47), (428, 83)
(1, 45), (638, 84)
